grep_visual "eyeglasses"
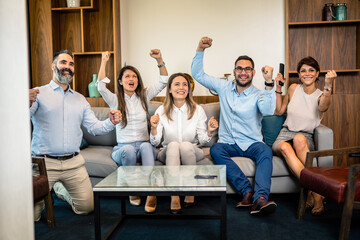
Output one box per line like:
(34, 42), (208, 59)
(234, 66), (253, 73)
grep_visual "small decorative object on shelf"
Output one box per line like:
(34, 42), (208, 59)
(322, 3), (335, 21)
(335, 3), (347, 20)
(88, 74), (101, 98)
(67, 0), (80, 8)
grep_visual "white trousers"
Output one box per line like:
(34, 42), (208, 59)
(158, 141), (204, 166)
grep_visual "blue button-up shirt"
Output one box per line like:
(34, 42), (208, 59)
(30, 80), (115, 155)
(191, 51), (275, 151)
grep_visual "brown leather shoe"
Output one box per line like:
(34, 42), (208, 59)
(145, 196), (156, 213)
(236, 192), (253, 208)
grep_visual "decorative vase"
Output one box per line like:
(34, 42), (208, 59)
(66, 0), (80, 8)
(88, 74), (101, 97)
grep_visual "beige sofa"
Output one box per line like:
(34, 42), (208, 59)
(81, 101), (333, 194)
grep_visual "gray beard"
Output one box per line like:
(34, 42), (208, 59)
(54, 66), (73, 85)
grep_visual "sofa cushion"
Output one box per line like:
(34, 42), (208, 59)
(81, 146), (117, 177)
(261, 115), (286, 147)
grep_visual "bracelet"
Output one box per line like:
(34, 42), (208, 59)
(264, 80), (274, 87)
(157, 62), (165, 68)
(275, 90), (282, 94)
(324, 87), (332, 92)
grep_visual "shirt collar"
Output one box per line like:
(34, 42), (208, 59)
(50, 80), (74, 94)
(232, 82), (254, 96)
(125, 92), (138, 100)
(173, 103), (187, 113)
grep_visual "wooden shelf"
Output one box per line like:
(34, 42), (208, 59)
(288, 19), (360, 26)
(73, 51), (115, 55)
(51, 6), (94, 12)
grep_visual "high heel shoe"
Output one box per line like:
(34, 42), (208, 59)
(311, 193), (325, 216)
(145, 196), (156, 213)
(184, 196), (195, 208)
(170, 196), (181, 214)
(129, 196), (141, 206)
(305, 191), (315, 210)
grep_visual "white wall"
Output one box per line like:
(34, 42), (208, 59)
(120, 0), (285, 96)
(0, 1), (34, 239)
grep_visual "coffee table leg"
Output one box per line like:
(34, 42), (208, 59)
(121, 197), (126, 215)
(221, 193), (227, 240)
(94, 192), (101, 240)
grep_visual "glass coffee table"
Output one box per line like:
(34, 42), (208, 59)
(93, 165), (227, 240)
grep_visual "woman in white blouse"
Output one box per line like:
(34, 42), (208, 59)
(150, 73), (218, 214)
(97, 50), (168, 213)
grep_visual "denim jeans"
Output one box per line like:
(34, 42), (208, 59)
(112, 141), (157, 166)
(210, 142), (273, 201)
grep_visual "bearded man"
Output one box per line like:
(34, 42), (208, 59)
(191, 37), (277, 216)
(29, 50), (121, 222)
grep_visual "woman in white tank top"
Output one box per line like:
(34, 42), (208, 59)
(272, 57), (337, 215)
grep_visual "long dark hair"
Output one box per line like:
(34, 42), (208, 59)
(163, 73), (197, 121)
(116, 65), (149, 129)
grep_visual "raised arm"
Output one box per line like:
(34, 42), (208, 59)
(191, 37), (223, 92)
(96, 51), (118, 109)
(146, 49), (169, 101)
(318, 70), (336, 112)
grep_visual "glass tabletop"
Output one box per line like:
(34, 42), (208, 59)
(93, 165), (226, 192)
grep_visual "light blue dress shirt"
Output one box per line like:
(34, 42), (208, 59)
(191, 51), (275, 151)
(30, 80), (115, 155)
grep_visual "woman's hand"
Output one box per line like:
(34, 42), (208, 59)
(275, 73), (286, 90)
(150, 49), (162, 60)
(325, 70), (337, 86)
(207, 116), (218, 135)
(150, 113), (160, 129)
(102, 51), (111, 63)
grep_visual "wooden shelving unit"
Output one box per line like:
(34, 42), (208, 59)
(286, 0), (360, 164)
(29, 0), (120, 107)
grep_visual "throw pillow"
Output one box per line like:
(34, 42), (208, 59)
(80, 138), (89, 149)
(262, 115), (286, 147)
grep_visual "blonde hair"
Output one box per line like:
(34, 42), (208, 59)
(163, 73), (197, 121)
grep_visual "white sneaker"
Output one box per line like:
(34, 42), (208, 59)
(53, 182), (71, 203)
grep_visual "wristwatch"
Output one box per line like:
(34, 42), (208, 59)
(157, 62), (165, 68)
(264, 80), (274, 87)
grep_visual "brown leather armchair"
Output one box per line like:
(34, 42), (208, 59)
(33, 156), (55, 228)
(297, 146), (360, 240)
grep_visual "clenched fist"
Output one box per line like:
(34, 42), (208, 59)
(275, 73), (286, 88)
(325, 70), (337, 86)
(109, 110), (122, 125)
(261, 65), (274, 83)
(197, 37), (213, 52)
(29, 89), (39, 106)
(150, 49), (162, 60)
(207, 116), (218, 135)
(102, 51), (111, 62)
(150, 113), (160, 129)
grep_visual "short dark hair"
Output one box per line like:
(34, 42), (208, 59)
(234, 55), (254, 68)
(296, 56), (320, 73)
(53, 50), (73, 63)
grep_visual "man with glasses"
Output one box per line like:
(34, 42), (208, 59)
(191, 37), (276, 215)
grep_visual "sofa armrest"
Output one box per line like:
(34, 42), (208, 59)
(314, 124), (333, 167)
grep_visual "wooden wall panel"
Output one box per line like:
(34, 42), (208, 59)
(152, 96), (219, 104)
(307, 26), (332, 70)
(333, 25), (356, 70)
(28, 0), (53, 88)
(288, 27), (307, 70)
(83, 0), (113, 52)
(52, 12), (82, 53)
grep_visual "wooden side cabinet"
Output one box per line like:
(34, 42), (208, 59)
(28, 0), (121, 107)
(285, 0), (360, 164)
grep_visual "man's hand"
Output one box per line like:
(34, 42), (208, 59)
(109, 110), (122, 125)
(29, 89), (39, 106)
(207, 116), (218, 135)
(102, 51), (111, 63)
(275, 73), (286, 88)
(150, 114), (160, 129)
(197, 37), (213, 52)
(261, 65), (274, 83)
(150, 49), (162, 60)
(325, 70), (337, 86)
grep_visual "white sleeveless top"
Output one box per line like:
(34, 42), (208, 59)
(283, 84), (323, 133)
